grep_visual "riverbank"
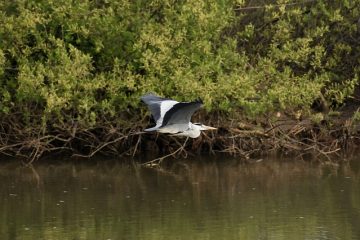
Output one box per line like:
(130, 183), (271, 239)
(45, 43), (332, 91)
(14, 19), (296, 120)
(1, 100), (359, 163)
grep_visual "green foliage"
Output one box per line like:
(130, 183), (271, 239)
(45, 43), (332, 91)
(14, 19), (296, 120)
(0, 0), (359, 127)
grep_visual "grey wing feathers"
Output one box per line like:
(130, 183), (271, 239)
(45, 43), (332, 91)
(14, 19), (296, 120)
(162, 101), (203, 127)
(140, 93), (167, 122)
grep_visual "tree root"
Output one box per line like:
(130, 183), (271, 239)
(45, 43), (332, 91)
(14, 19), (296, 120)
(142, 137), (189, 167)
(0, 115), (358, 162)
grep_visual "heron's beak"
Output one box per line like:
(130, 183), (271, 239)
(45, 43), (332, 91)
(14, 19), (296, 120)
(203, 125), (217, 130)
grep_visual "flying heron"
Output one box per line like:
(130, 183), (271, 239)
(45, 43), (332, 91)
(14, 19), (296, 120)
(141, 93), (216, 138)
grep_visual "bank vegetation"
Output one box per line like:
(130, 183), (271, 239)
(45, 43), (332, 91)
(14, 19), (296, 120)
(0, 0), (359, 162)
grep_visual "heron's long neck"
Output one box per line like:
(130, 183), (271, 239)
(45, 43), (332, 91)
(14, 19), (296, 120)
(188, 123), (201, 138)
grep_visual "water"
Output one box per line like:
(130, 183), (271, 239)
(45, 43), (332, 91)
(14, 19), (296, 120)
(0, 157), (360, 240)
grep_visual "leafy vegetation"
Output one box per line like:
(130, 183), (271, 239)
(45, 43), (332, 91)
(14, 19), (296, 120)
(0, 0), (359, 158)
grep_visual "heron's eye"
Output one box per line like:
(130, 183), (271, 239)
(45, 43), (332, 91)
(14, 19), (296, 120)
(194, 123), (201, 126)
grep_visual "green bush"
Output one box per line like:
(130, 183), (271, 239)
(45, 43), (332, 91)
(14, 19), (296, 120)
(0, 0), (359, 128)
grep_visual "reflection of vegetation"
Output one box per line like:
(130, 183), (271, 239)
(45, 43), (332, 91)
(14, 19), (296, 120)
(0, 0), (360, 158)
(0, 159), (360, 239)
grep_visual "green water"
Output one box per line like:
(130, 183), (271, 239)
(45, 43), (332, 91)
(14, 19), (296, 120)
(0, 158), (360, 240)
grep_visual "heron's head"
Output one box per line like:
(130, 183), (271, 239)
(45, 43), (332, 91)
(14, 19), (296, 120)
(193, 123), (217, 131)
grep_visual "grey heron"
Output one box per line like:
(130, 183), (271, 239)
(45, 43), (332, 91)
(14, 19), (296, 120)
(141, 93), (216, 138)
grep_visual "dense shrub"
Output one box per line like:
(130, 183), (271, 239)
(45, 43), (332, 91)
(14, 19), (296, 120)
(0, 0), (359, 128)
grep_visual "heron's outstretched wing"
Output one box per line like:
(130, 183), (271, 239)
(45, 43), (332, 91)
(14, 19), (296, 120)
(161, 100), (203, 127)
(141, 93), (178, 125)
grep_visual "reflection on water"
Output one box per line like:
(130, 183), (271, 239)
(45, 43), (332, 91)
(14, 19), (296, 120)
(0, 158), (360, 240)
